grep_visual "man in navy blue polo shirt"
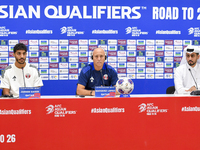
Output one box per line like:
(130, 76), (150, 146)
(76, 48), (118, 96)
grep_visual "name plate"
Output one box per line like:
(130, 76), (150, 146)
(95, 86), (116, 97)
(19, 87), (41, 98)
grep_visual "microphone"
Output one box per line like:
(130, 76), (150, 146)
(188, 68), (200, 95)
(188, 68), (198, 90)
(100, 69), (105, 86)
(22, 67), (26, 87)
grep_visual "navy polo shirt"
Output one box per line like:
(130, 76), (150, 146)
(78, 63), (118, 90)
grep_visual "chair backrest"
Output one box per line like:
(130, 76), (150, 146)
(166, 86), (175, 94)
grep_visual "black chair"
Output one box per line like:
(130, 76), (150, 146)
(166, 86), (175, 94)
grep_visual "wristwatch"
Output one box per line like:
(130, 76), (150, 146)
(90, 90), (93, 96)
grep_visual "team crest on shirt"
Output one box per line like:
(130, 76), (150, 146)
(90, 76), (94, 82)
(103, 74), (108, 80)
(25, 73), (31, 79)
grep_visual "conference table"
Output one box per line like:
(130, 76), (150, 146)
(0, 94), (200, 150)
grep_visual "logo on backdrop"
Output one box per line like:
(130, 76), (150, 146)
(46, 104), (77, 117)
(92, 29), (118, 34)
(188, 27), (200, 37)
(0, 26), (17, 36)
(125, 27), (148, 36)
(60, 26), (84, 36)
(138, 103), (168, 115)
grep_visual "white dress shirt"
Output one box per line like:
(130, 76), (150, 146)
(174, 63), (200, 94)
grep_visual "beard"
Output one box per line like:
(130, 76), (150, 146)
(188, 60), (196, 66)
(16, 58), (25, 64)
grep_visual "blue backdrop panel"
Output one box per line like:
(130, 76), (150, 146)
(0, 0), (199, 95)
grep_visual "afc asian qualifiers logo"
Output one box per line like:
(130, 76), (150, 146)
(25, 73), (31, 79)
(46, 104), (77, 117)
(138, 103), (168, 115)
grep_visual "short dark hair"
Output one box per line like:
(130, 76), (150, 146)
(13, 43), (27, 53)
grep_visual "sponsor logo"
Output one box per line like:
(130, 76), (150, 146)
(61, 26), (84, 36)
(69, 40), (78, 45)
(69, 63), (78, 68)
(155, 51), (164, 57)
(164, 57), (173, 62)
(108, 40), (117, 45)
(59, 75), (68, 80)
(0, 46), (8, 51)
(69, 74), (78, 80)
(136, 57), (145, 62)
(126, 27), (148, 36)
(9, 40), (18, 45)
(165, 40), (173, 45)
(127, 51), (136, 56)
(155, 40), (164, 45)
(49, 40), (58, 45)
(127, 63), (136, 67)
(165, 46), (173, 51)
(155, 74), (164, 79)
(79, 62), (88, 68)
(117, 68), (126, 73)
(49, 75), (59, 80)
(183, 40), (191, 45)
(165, 52), (173, 56)
(46, 104), (76, 117)
(89, 40), (98, 45)
(118, 45), (126, 50)
(40, 69), (48, 74)
(108, 57), (117, 62)
(29, 40), (38, 45)
(118, 57), (126, 62)
(174, 62), (180, 68)
(69, 46), (78, 51)
(146, 74), (154, 79)
(98, 40), (107, 45)
(146, 63), (155, 67)
(127, 40), (136, 45)
(118, 63), (126, 68)
(49, 69), (58, 74)
(118, 40), (126, 45)
(98, 45), (107, 50)
(138, 103), (168, 115)
(9, 52), (14, 57)
(137, 74), (145, 79)
(39, 46), (48, 51)
(146, 46), (154, 50)
(78, 39), (88, 45)
(69, 51), (78, 56)
(49, 63), (58, 68)
(127, 57), (136, 62)
(127, 46), (136, 50)
(59, 63), (68, 68)
(49, 58), (58, 63)
(49, 46), (58, 51)
(108, 46), (117, 50)
(41, 75), (48, 80)
(108, 63), (117, 68)
(146, 68), (154, 73)
(9, 58), (15, 63)
(69, 57), (78, 62)
(59, 57), (68, 63)
(108, 51), (117, 56)
(174, 51), (182, 56)
(174, 40), (182, 45)
(146, 57), (155, 62)
(59, 69), (68, 74)
(165, 74), (173, 79)
(59, 52), (68, 57)
(146, 51), (155, 56)
(59, 40), (69, 45)
(118, 51), (126, 56)
(156, 46), (164, 51)
(79, 57), (88, 62)
(79, 51), (88, 56)
(118, 74), (127, 78)
(146, 40), (154, 45)
(0, 64), (8, 69)
(155, 62), (164, 67)
(79, 46), (88, 50)
(127, 74), (135, 79)
(19, 40), (28, 45)
(174, 57), (182, 62)
(29, 46), (39, 51)
(69, 69), (78, 74)
(92, 29), (118, 34)
(39, 40), (48, 45)
(39, 63), (49, 68)
(59, 46), (68, 51)
(29, 58), (39, 63)
(137, 46), (145, 50)
(49, 52), (58, 57)
(0, 52), (8, 57)
(165, 68), (173, 73)
(29, 52), (38, 57)
(137, 68), (145, 73)
(0, 40), (8, 45)
(137, 63), (145, 67)
(165, 63), (173, 68)
(174, 46), (183, 50)
(91, 107), (125, 113)
(127, 68), (135, 73)
(155, 68), (164, 73)
(137, 51), (145, 56)
(156, 30), (181, 35)
(39, 57), (48, 63)
(137, 40), (145, 45)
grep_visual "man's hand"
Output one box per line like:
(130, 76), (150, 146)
(185, 86), (197, 92)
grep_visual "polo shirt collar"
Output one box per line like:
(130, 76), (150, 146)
(90, 62), (106, 70)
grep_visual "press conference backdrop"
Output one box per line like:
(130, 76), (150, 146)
(0, 0), (200, 95)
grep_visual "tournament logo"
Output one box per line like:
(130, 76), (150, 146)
(25, 73), (31, 79)
(61, 26), (84, 36)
